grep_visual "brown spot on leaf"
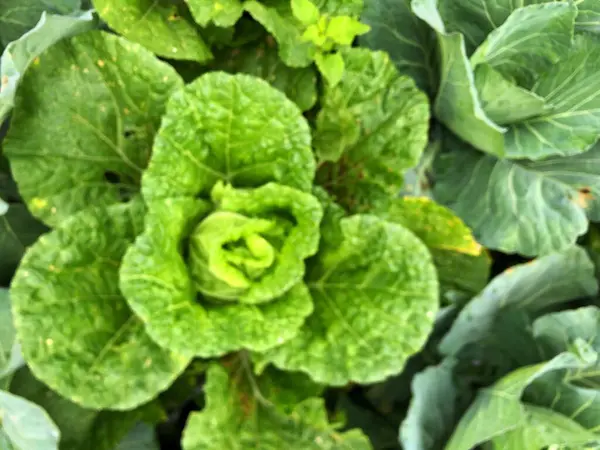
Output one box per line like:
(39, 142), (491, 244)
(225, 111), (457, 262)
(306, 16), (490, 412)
(574, 187), (594, 209)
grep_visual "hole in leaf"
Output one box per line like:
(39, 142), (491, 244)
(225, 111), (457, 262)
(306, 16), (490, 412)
(104, 171), (121, 184)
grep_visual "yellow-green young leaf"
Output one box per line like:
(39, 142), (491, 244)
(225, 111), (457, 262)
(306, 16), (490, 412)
(2, 31), (184, 227)
(256, 214), (439, 385)
(315, 52), (345, 86)
(325, 16), (370, 45)
(9, 201), (191, 410)
(315, 48), (430, 213)
(185, 0), (244, 27)
(291, 0), (320, 26)
(245, 0), (364, 67)
(182, 363), (372, 450)
(119, 73), (320, 357)
(93, 0), (212, 61)
(384, 197), (482, 256)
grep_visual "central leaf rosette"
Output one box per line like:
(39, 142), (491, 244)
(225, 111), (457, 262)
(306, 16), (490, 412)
(189, 181), (322, 304)
(119, 72), (323, 357)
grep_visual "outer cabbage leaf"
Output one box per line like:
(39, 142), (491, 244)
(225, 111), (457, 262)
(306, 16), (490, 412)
(10, 201), (190, 410)
(577, 0), (600, 33)
(120, 72), (319, 357)
(439, 246), (598, 358)
(503, 33), (600, 159)
(9, 367), (160, 450)
(207, 38), (317, 111)
(3, 31), (183, 227)
(360, 0), (437, 94)
(524, 307), (600, 433)
(0, 0), (81, 48)
(0, 290), (24, 389)
(181, 362), (371, 449)
(445, 353), (599, 450)
(474, 63), (546, 126)
(115, 424), (159, 450)
(435, 0), (557, 54)
(0, 390), (60, 450)
(255, 214), (439, 385)
(468, 3), (575, 89)
(0, 10), (97, 123)
(314, 48), (430, 213)
(93, 0), (212, 62)
(412, 0), (505, 156)
(433, 136), (600, 256)
(400, 359), (462, 450)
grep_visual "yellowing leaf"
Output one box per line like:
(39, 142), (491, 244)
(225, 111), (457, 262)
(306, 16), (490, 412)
(385, 197), (482, 256)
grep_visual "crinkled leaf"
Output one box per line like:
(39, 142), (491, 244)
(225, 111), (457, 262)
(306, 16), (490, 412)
(0, 390), (60, 450)
(0, 0), (81, 48)
(439, 246), (598, 358)
(93, 0), (212, 61)
(0, 204), (48, 286)
(315, 48), (430, 213)
(139, 72), (315, 200)
(207, 38), (317, 111)
(469, 3), (576, 89)
(433, 136), (600, 256)
(181, 363), (371, 449)
(412, 0), (505, 156)
(360, 0), (437, 94)
(120, 72), (318, 356)
(474, 63), (546, 125)
(400, 359), (462, 450)
(256, 214), (439, 386)
(0, 10), (97, 123)
(120, 196), (315, 357)
(3, 31), (183, 227)
(10, 201), (191, 410)
(189, 182), (322, 304)
(185, 0), (244, 27)
(381, 196), (489, 302)
(504, 33), (600, 159)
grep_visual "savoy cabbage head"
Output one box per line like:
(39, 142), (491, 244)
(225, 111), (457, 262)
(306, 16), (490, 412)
(2, 30), (448, 436)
